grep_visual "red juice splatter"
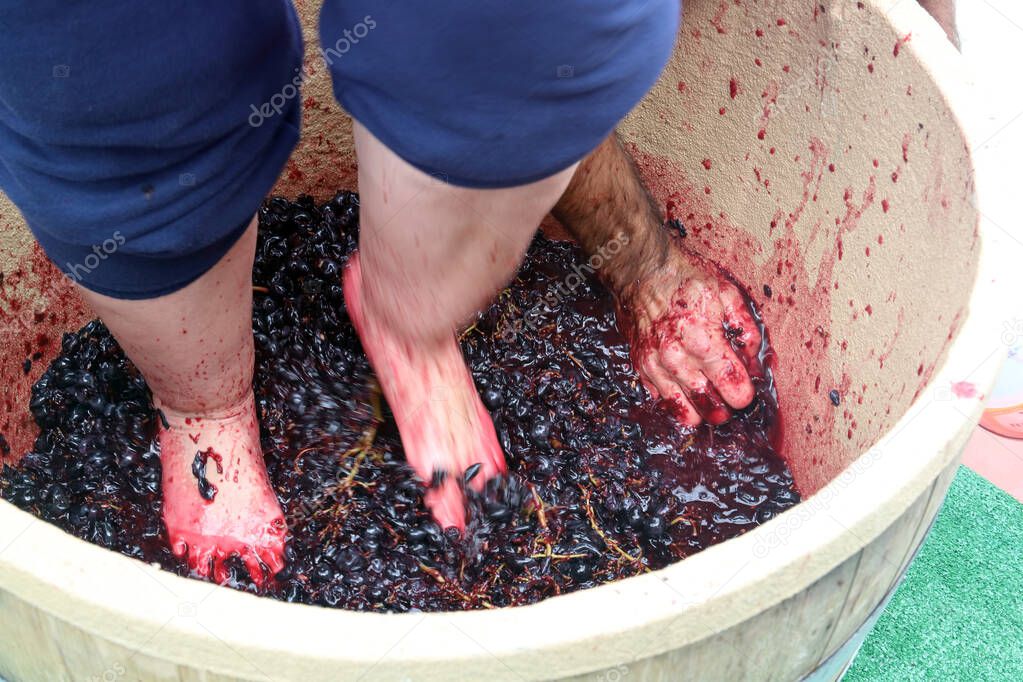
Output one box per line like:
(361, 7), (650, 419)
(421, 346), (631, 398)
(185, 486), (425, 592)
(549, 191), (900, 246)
(952, 381), (977, 399)
(893, 33), (912, 57)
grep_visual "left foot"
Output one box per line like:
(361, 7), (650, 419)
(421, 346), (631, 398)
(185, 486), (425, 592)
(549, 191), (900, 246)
(614, 240), (761, 426)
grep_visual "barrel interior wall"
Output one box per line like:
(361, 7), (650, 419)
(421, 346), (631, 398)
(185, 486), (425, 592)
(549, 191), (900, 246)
(0, 194), (90, 465)
(617, 0), (978, 495)
(272, 0), (359, 200)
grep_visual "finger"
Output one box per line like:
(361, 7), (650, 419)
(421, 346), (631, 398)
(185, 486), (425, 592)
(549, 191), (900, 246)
(660, 343), (731, 425)
(649, 362), (704, 426)
(636, 350), (683, 403)
(718, 283), (763, 367)
(701, 347), (755, 410)
(627, 345), (664, 399)
(640, 344), (700, 425)
(663, 389), (702, 428)
(638, 374), (660, 400)
(689, 376), (733, 426)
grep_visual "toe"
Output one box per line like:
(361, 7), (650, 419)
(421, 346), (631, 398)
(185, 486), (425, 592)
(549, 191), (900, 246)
(240, 551), (266, 587)
(342, 253), (364, 326)
(257, 545), (286, 576)
(424, 479), (466, 532)
(189, 544), (214, 580)
(472, 400), (507, 485)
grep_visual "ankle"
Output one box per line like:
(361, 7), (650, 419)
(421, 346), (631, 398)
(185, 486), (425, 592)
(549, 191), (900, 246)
(155, 389), (255, 426)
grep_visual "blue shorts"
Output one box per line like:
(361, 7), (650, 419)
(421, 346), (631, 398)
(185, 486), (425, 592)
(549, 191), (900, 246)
(0, 1), (679, 299)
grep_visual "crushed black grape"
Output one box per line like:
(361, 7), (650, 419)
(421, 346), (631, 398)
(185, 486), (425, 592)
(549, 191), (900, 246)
(0, 192), (799, 612)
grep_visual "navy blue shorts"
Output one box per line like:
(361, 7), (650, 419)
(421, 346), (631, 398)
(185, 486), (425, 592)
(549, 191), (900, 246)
(0, 1), (679, 299)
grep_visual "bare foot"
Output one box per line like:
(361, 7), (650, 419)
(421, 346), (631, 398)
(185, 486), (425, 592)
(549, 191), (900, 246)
(159, 392), (286, 586)
(344, 253), (506, 531)
(616, 241), (762, 427)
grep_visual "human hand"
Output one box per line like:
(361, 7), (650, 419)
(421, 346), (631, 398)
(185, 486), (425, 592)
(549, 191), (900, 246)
(617, 243), (762, 426)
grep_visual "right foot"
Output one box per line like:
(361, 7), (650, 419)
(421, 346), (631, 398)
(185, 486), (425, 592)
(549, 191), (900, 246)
(344, 253), (506, 531)
(159, 392), (287, 587)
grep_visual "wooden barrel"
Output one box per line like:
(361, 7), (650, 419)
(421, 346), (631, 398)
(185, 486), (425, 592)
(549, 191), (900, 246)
(0, 1), (1001, 680)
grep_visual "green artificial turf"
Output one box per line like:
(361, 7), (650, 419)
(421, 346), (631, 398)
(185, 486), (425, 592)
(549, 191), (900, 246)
(845, 466), (1023, 681)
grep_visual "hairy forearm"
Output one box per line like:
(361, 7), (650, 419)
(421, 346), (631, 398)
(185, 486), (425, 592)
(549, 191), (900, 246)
(552, 135), (673, 297)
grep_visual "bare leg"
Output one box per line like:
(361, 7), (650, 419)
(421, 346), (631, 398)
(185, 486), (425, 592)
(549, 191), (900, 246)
(345, 122), (578, 529)
(553, 135), (761, 426)
(79, 218), (285, 585)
